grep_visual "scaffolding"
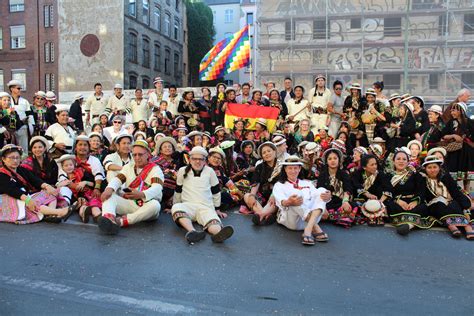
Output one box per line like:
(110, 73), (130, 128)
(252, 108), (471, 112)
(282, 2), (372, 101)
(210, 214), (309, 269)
(255, 0), (474, 105)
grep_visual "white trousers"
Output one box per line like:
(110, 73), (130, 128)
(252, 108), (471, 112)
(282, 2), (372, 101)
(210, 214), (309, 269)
(277, 206), (323, 231)
(311, 114), (328, 133)
(15, 126), (28, 154)
(102, 194), (160, 225)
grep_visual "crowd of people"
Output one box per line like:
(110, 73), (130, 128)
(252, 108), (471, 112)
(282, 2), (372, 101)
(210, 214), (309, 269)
(0, 75), (473, 245)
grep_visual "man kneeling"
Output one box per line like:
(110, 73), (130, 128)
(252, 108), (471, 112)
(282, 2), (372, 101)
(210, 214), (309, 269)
(99, 140), (164, 234)
(172, 146), (234, 244)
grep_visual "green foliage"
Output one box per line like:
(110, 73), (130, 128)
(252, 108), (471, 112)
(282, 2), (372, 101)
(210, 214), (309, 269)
(185, 0), (216, 86)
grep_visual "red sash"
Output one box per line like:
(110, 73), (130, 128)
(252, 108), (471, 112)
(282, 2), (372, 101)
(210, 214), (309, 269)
(76, 157), (92, 175)
(129, 163), (155, 190)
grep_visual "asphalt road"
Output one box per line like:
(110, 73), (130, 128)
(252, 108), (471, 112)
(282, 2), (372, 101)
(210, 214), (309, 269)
(0, 211), (472, 315)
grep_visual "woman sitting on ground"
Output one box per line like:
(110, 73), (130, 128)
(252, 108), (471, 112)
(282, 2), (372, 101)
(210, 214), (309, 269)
(318, 148), (362, 228)
(242, 142), (280, 226)
(21, 136), (58, 185)
(385, 148), (431, 236)
(0, 145), (79, 224)
(272, 156), (329, 245)
(420, 155), (473, 240)
(351, 154), (393, 226)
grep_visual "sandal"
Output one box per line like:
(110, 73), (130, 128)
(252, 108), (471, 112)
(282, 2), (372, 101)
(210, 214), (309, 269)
(211, 225), (234, 243)
(63, 201), (80, 222)
(80, 206), (92, 223)
(313, 232), (329, 242)
(185, 230), (206, 244)
(450, 229), (462, 238)
(466, 232), (474, 241)
(301, 235), (315, 246)
(376, 217), (385, 226)
(42, 215), (62, 223)
(239, 205), (253, 215)
(396, 224), (410, 236)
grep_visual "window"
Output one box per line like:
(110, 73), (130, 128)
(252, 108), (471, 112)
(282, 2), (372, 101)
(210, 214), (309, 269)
(165, 49), (171, 75)
(384, 17), (401, 37)
(174, 19), (179, 40)
(438, 15), (448, 36)
(0, 70), (3, 92)
(142, 77), (150, 89)
(350, 18), (361, 29)
(464, 13), (474, 35)
(44, 42), (54, 63)
(461, 73), (474, 89)
(0, 28), (2, 50)
(154, 6), (161, 31)
(429, 74), (438, 90)
(412, 0), (439, 10)
(285, 20), (295, 41)
(174, 52), (179, 77)
(11, 69), (26, 91)
(176, 0), (180, 11)
(383, 74), (401, 90)
(128, 0), (136, 17)
(154, 44), (161, 70)
(142, 0), (149, 25)
(164, 13), (171, 36)
(9, 0), (24, 12)
(129, 33), (138, 63)
(45, 73), (55, 91)
(10, 25), (25, 49)
(44, 5), (54, 27)
(142, 38), (150, 68)
(129, 74), (137, 89)
(224, 9), (233, 23)
(313, 20), (328, 40)
(246, 13), (254, 25)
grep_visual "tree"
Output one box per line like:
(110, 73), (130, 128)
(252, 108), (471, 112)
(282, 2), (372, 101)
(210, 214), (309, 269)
(185, 0), (216, 86)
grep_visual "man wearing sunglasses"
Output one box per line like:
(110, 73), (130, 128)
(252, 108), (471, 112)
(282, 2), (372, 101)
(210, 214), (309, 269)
(7, 80), (34, 154)
(99, 140), (164, 235)
(327, 80), (345, 137)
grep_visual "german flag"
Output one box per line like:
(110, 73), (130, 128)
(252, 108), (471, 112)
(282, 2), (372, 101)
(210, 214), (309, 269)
(224, 103), (279, 132)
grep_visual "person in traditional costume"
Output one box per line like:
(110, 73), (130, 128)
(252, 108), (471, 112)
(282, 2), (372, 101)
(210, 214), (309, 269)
(309, 74), (332, 133)
(0, 145), (79, 224)
(56, 154), (102, 223)
(171, 146), (234, 244)
(351, 154), (393, 226)
(88, 132), (109, 163)
(151, 136), (183, 211)
(318, 148), (362, 228)
(421, 105), (445, 150)
(273, 156), (329, 245)
(420, 155), (473, 240)
(384, 148), (432, 236)
(44, 104), (76, 159)
(211, 83), (227, 128)
(21, 136), (58, 185)
(103, 133), (132, 183)
(98, 140), (164, 235)
(441, 102), (474, 192)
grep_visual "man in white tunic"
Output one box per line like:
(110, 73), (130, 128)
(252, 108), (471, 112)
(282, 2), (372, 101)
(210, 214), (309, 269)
(308, 75), (332, 133)
(148, 77), (169, 109)
(171, 146), (234, 244)
(131, 88), (151, 124)
(98, 140), (164, 235)
(8, 80), (34, 154)
(272, 156), (330, 245)
(105, 84), (131, 118)
(85, 83), (108, 125)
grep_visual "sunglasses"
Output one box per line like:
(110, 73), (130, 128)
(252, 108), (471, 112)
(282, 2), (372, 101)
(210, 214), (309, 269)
(35, 97), (45, 100)
(190, 157), (205, 162)
(113, 121), (122, 124)
(334, 88), (342, 91)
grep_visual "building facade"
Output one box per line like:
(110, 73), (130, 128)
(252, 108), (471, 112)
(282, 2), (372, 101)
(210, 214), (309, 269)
(124, 0), (187, 89)
(238, 0), (257, 84)
(256, 0), (474, 104)
(0, 0), (58, 101)
(204, 0), (241, 85)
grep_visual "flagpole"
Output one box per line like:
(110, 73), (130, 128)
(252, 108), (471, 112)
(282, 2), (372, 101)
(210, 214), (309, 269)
(249, 24), (253, 85)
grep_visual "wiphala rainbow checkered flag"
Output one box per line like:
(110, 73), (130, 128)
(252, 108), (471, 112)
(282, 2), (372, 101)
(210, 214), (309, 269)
(199, 25), (250, 81)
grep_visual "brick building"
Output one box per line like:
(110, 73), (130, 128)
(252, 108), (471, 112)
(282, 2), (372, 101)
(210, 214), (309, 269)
(0, 0), (58, 101)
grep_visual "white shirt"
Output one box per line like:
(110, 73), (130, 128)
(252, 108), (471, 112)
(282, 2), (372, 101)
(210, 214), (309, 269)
(108, 162), (164, 202)
(58, 155), (105, 182)
(286, 98), (311, 121)
(308, 88), (332, 110)
(106, 94), (131, 114)
(131, 98), (150, 123)
(103, 126), (126, 144)
(163, 94), (181, 116)
(85, 93), (108, 116)
(148, 89), (169, 108)
(45, 123), (76, 154)
(103, 152), (132, 183)
(173, 165), (220, 208)
(273, 180), (327, 213)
